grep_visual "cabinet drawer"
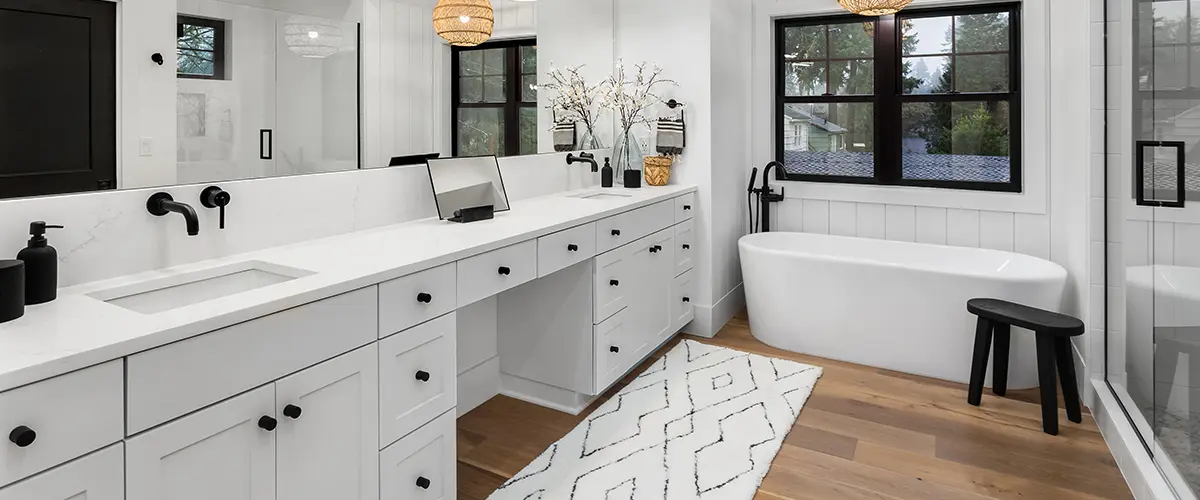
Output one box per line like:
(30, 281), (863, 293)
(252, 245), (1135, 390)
(379, 263), (457, 338)
(0, 443), (123, 500)
(538, 222), (596, 277)
(674, 219), (696, 276)
(595, 200), (675, 254)
(457, 240), (537, 307)
(673, 270), (697, 332)
(594, 245), (636, 324)
(0, 360), (123, 488)
(594, 308), (644, 392)
(126, 287), (379, 434)
(380, 410), (456, 500)
(379, 314), (456, 449)
(675, 192), (696, 222)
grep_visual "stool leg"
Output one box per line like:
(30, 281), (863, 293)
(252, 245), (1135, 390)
(968, 317), (993, 406)
(993, 324), (1011, 396)
(1055, 336), (1083, 424)
(1036, 333), (1059, 436)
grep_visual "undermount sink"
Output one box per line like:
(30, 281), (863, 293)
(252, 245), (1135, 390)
(569, 191), (634, 200)
(87, 260), (315, 315)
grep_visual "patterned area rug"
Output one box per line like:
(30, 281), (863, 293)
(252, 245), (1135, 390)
(487, 340), (823, 500)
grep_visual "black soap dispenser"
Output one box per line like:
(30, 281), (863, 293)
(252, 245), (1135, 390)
(601, 157), (614, 188)
(17, 222), (63, 305)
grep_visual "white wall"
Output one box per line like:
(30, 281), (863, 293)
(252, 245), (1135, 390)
(536, 0), (614, 153)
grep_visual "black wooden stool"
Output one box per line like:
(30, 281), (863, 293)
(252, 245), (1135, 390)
(967, 298), (1086, 435)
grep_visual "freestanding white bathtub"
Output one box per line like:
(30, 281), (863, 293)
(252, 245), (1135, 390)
(739, 232), (1068, 389)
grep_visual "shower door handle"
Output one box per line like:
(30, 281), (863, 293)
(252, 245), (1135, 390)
(260, 129), (273, 160)
(1136, 140), (1186, 208)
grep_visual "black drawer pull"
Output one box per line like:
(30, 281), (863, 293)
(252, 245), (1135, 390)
(498, 266), (511, 276)
(610, 346), (620, 353)
(611, 229), (621, 236)
(682, 244), (690, 250)
(416, 477), (432, 489)
(650, 245), (662, 253)
(416, 292), (432, 304)
(8, 426), (35, 447)
(568, 244), (579, 252)
(683, 205), (692, 211)
(283, 404), (303, 420)
(258, 416), (278, 432)
(610, 279), (619, 287)
(415, 370), (431, 382)
(683, 297), (691, 303)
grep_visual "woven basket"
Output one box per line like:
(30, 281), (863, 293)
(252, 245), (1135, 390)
(644, 156), (673, 186)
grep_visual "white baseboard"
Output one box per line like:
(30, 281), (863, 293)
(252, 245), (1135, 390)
(456, 356), (500, 417)
(686, 283), (745, 338)
(1091, 378), (1180, 500)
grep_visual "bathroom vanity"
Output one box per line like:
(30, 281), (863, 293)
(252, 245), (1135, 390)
(0, 185), (697, 500)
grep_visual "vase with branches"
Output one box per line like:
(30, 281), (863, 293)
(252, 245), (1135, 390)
(542, 65), (605, 150)
(602, 61), (676, 182)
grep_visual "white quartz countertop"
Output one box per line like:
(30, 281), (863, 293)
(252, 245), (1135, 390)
(0, 184), (697, 392)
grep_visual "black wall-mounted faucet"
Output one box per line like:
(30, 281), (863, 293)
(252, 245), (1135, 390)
(567, 152), (599, 172)
(200, 186), (232, 229)
(147, 192), (200, 236)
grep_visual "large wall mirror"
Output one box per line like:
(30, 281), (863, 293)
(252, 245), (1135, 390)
(0, 0), (617, 201)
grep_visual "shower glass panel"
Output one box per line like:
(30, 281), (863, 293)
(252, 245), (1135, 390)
(1111, 0), (1200, 496)
(175, 0), (360, 185)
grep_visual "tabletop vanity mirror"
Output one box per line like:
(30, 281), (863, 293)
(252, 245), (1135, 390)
(0, 0), (619, 201)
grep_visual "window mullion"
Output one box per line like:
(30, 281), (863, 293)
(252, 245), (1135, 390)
(876, 15), (900, 184)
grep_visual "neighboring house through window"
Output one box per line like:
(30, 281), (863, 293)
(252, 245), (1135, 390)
(452, 39), (537, 157)
(775, 3), (1021, 192)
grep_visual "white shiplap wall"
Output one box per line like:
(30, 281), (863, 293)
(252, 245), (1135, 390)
(770, 200), (1051, 259)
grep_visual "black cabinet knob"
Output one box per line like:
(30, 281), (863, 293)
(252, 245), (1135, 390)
(258, 416), (278, 431)
(567, 244), (579, 252)
(498, 266), (511, 276)
(683, 297), (691, 303)
(611, 229), (621, 236)
(416, 292), (433, 304)
(8, 426), (35, 447)
(683, 205), (692, 211)
(610, 346), (620, 353)
(610, 279), (619, 287)
(283, 404), (302, 419)
(682, 244), (691, 250)
(415, 370), (431, 382)
(416, 476), (432, 489)
(650, 245), (662, 253)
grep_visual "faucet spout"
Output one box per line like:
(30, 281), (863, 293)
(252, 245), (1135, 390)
(566, 152), (599, 172)
(147, 192), (201, 236)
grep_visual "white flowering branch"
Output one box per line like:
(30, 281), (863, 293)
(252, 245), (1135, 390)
(542, 65), (604, 141)
(601, 61), (676, 142)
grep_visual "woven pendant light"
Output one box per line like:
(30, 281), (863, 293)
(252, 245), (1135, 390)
(433, 0), (494, 47)
(838, 0), (914, 16)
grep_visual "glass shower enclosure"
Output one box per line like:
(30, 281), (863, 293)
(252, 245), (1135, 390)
(1109, 0), (1200, 497)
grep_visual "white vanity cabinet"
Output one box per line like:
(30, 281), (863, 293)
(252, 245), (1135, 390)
(127, 345), (379, 500)
(0, 444), (124, 500)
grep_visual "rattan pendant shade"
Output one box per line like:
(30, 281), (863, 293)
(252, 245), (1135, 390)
(433, 0), (494, 47)
(838, 0), (913, 16)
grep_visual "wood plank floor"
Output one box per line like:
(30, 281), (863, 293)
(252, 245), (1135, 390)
(456, 312), (1133, 500)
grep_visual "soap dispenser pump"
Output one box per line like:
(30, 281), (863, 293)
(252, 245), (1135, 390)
(601, 157), (614, 188)
(17, 221), (63, 305)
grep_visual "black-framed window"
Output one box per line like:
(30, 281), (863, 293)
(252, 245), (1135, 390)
(775, 3), (1021, 192)
(452, 39), (537, 157)
(177, 16), (226, 80)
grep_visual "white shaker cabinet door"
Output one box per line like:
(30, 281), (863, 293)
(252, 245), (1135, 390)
(126, 385), (276, 500)
(276, 345), (380, 500)
(0, 444), (123, 500)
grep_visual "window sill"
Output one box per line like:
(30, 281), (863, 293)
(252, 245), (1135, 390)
(778, 178), (1048, 215)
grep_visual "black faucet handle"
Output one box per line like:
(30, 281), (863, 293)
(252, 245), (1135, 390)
(201, 186), (232, 230)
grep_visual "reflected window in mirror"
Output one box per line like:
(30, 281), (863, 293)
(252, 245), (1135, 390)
(177, 16), (227, 80)
(452, 39), (537, 157)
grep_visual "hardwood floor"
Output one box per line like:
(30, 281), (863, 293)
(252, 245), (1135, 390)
(456, 312), (1133, 500)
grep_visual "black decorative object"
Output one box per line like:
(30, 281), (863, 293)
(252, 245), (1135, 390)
(0, 260), (25, 324)
(966, 298), (1085, 436)
(449, 205), (495, 224)
(624, 169), (642, 188)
